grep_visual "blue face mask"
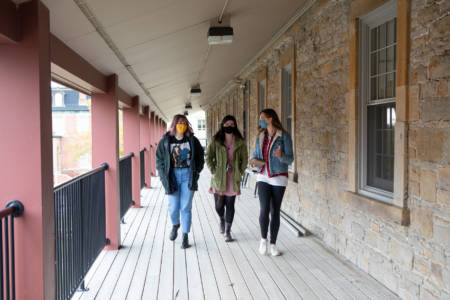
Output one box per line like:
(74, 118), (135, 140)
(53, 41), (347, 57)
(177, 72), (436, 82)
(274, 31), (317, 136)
(259, 119), (267, 129)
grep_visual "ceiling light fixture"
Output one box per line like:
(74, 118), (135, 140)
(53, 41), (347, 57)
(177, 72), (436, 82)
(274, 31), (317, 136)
(207, 0), (233, 45)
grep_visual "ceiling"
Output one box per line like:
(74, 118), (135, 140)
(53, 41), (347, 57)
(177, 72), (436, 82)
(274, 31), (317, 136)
(39, 0), (307, 120)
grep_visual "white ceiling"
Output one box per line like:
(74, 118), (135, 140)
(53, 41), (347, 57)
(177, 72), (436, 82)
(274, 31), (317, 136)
(40, 0), (307, 120)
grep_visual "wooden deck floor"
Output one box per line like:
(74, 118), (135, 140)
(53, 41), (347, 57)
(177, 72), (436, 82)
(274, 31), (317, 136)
(72, 172), (399, 300)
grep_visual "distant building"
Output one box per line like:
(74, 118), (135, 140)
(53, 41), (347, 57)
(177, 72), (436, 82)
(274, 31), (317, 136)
(52, 84), (92, 185)
(187, 111), (207, 150)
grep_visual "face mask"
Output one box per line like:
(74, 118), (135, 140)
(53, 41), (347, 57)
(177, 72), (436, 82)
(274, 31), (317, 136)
(223, 126), (235, 134)
(176, 124), (187, 134)
(259, 119), (267, 129)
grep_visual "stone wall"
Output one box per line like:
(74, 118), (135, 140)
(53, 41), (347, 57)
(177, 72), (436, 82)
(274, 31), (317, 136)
(204, 0), (450, 298)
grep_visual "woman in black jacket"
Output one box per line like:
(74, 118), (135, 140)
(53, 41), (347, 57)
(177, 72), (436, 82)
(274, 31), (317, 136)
(156, 114), (204, 249)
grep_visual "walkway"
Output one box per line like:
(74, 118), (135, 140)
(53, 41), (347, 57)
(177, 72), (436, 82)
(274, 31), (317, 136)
(72, 172), (399, 300)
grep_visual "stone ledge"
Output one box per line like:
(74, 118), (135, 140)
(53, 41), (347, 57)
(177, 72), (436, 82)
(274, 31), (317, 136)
(345, 191), (410, 226)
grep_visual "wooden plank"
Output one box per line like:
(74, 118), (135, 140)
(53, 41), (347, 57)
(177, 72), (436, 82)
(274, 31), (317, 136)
(93, 202), (150, 299)
(189, 192), (221, 300)
(239, 185), (398, 300)
(196, 190), (253, 300)
(196, 181), (286, 300)
(156, 206), (174, 300)
(192, 193), (237, 299)
(140, 197), (169, 299)
(173, 232), (188, 300)
(110, 186), (162, 299)
(198, 188), (270, 300)
(126, 185), (166, 299)
(185, 204), (206, 300)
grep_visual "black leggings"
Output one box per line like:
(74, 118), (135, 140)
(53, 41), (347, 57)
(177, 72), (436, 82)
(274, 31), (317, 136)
(257, 182), (286, 244)
(214, 194), (236, 224)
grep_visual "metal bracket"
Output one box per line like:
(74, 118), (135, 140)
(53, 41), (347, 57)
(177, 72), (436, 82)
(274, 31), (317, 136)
(6, 200), (24, 217)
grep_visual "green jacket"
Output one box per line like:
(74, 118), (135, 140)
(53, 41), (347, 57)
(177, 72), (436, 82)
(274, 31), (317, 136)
(206, 138), (248, 193)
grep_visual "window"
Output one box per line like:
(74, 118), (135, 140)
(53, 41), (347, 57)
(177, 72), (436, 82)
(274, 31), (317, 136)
(52, 115), (65, 136)
(281, 63), (293, 138)
(54, 92), (64, 107)
(198, 119), (206, 131)
(359, 1), (397, 202)
(258, 80), (265, 113)
(77, 114), (90, 133)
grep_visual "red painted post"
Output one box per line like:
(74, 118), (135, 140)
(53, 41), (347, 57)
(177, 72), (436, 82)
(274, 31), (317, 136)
(0, 1), (56, 299)
(140, 107), (151, 187)
(92, 75), (121, 250)
(123, 97), (141, 208)
(149, 112), (157, 176)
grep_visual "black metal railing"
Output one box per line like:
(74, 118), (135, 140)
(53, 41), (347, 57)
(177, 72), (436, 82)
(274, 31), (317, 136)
(0, 200), (24, 300)
(54, 163), (108, 300)
(140, 148), (146, 189)
(119, 153), (134, 221)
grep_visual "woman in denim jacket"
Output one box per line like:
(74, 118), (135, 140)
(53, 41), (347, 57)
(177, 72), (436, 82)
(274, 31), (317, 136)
(250, 108), (294, 256)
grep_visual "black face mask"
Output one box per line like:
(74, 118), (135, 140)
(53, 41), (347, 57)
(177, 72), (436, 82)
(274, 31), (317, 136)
(223, 126), (235, 134)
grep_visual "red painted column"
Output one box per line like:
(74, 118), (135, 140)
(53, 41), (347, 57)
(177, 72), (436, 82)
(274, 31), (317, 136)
(92, 75), (121, 250)
(123, 97), (141, 208)
(149, 112), (157, 176)
(140, 107), (151, 187)
(0, 2), (55, 299)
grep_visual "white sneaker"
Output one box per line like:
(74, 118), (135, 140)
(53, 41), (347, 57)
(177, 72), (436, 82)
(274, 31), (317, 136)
(259, 239), (267, 255)
(270, 244), (281, 256)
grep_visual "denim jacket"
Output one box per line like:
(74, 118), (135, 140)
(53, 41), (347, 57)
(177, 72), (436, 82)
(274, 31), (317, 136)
(252, 130), (294, 176)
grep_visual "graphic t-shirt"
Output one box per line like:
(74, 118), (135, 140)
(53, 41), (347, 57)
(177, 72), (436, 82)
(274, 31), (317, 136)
(169, 135), (191, 168)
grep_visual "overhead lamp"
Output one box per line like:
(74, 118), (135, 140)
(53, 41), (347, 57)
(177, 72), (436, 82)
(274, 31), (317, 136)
(185, 103), (193, 110)
(190, 83), (202, 95)
(207, 26), (233, 45)
(207, 14), (233, 45)
(184, 111), (189, 116)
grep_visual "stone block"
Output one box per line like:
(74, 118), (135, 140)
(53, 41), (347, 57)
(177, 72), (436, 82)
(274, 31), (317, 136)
(416, 128), (443, 163)
(438, 167), (450, 190)
(422, 99), (450, 122)
(431, 263), (443, 288)
(412, 207), (434, 238)
(429, 54), (450, 80)
(437, 189), (450, 207)
(433, 214), (450, 248)
(390, 239), (413, 269)
(420, 169), (437, 203)
(409, 85), (420, 121)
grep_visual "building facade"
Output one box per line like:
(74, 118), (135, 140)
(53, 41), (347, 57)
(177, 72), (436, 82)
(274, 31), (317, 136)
(204, 0), (450, 298)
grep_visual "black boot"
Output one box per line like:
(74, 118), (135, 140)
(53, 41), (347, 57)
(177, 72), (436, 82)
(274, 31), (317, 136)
(181, 233), (190, 249)
(224, 223), (233, 242)
(219, 217), (225, 234)
(169, 224), (180, 241)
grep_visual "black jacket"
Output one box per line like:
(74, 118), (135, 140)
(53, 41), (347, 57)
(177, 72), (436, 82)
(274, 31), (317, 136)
(156, 132), (205, 194)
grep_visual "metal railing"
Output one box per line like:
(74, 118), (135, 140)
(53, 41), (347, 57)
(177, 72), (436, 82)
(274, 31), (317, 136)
(140, 148), (146, 189)
(0, 200), (24, 300)
(54, 164), (108, 300)
(119, 153), (134, 221)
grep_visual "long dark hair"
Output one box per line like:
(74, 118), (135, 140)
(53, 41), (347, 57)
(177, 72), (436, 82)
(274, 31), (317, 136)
(213, 115), (244, 145)
(168, 114), (194, 136)
(258, 108), (286, 133)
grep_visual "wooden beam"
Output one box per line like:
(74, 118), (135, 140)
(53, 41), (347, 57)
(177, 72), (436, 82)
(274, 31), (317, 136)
(117, 86), (133, 108)
(0, 0), (19, 43)
(50, 34), (107, 93)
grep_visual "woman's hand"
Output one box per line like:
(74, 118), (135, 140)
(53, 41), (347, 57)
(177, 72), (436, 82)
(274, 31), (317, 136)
(250, 158), (265, 168)
(273, 145), (283, 158)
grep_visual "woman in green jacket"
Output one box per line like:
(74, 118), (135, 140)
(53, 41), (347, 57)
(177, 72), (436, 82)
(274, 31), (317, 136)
(206, 115), (248, 242)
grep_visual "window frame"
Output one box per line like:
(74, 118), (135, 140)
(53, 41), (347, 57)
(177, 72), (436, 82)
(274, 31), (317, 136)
(358, 0), (397, 204)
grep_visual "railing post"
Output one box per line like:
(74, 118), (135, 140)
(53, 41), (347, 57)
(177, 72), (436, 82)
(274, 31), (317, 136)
(123, 97), (141, 208)
(150, 112), (157, 176)
(0, 1), (56, 299)
(140, 106), (151, 187)
(92, 74), (121, 250)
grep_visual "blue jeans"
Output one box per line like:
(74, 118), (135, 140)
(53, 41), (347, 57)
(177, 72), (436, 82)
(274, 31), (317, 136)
(168, 168), (194, 233)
